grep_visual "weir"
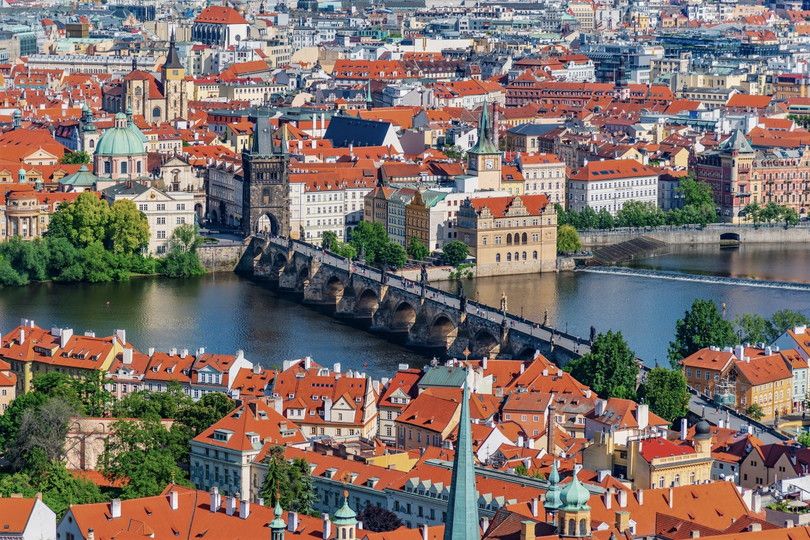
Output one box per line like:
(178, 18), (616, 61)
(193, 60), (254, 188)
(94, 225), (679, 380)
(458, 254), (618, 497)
(579, 266), (810, 291)
(240, 235), (593, 362)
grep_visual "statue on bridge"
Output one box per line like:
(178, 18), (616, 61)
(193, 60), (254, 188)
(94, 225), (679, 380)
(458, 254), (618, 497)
(500, 292), (507, 314)
(457, 280), (466, 312)
(420, 264), (428, 285)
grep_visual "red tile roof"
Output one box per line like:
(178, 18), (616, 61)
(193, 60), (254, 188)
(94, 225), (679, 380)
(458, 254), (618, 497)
(467, 194), (550, 219)
(194, 5), (248, 24)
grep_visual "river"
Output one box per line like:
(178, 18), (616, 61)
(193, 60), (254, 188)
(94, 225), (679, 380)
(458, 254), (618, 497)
(1, 243), (808, 374)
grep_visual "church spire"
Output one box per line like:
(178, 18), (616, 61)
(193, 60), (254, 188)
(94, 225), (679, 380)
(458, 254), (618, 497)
(164, 31), (184, 71)
(444, 378), (479, 540)
(269, 499), (286, 540)
(468, 99), (499, 156)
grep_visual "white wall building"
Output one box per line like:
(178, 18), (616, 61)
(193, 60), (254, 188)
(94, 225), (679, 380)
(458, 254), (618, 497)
(567, 159), (659, 215)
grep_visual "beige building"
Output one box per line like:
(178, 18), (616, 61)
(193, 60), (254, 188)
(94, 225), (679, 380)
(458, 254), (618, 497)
(518, 153), (567, 206)
(103, 184), (196, 256)
(457, 194), (557, 276)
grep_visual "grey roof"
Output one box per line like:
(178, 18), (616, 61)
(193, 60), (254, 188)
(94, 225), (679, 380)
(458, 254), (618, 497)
(719, 129), (754, 154)
(507, 123), (562, 136)
(418, 365), (468, 388)
(59, 165), (99, 187)
(324, 115), (392, 148)
(102, 181), (149, 197)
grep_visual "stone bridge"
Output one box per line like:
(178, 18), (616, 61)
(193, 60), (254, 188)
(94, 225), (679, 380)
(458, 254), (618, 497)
(240, 236), (592, 362)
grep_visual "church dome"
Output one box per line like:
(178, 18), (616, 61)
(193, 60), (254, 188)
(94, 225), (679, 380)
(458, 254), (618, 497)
(95, 112), (146, 157)
(695, 420), (712, 439)
(560, 470), (590, 510)
(332, 491), (357, 525)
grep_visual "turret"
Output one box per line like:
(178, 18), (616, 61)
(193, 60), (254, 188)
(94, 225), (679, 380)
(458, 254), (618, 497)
(269, 500), (286, 540)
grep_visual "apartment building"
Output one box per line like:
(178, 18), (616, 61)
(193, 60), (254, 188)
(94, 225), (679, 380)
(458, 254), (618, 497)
(567, 159), (659, 215)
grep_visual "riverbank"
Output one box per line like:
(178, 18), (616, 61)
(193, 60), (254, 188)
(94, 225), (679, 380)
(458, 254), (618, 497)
(579, 223), (810, 247)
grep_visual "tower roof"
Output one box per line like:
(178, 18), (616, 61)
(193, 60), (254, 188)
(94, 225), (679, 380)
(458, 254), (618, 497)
(164, 32), (184, 71)
(332, 491), (357, 526)
(719, 129), (753, 154)
(469, 101), (499, 155)
(544, 459), (562, 511)
(560, 468), (590, 511)
(269, 500), (286, 530)
(443, 378), (480, 540)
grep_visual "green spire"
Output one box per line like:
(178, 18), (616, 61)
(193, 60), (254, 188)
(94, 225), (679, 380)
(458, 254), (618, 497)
(270, 500), (286, 539)
(444, 379), (479, 540)
(560, 468), (590, 511)
(544, 459), (562, 511)
(332, 490), (357, 526)
(469, 100), (498, 155)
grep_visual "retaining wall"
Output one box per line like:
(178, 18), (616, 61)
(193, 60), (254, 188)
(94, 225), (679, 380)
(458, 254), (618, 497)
(579, 224), (810, 247)
(198, 242), (247, 272)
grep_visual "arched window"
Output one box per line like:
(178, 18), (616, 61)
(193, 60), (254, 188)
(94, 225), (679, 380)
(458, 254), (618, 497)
(506, 233), (512, 245)
(674, 474), (680, 486)
(495, 253), (501, 262)
(152, 107), (161, 119)
(120, 161), (128, 174)
(521, 232), (528, 244)
(514, 252), (519, 261)
(533, 251), (538, 259)
(506, 252), (512, 262)
(88, 139), (94, 149)
(568, 519), (576, 536)
(104, 161), (111, 175)
(261, 188), (271, 204)
(579, 519), (587, 536)
(522, 251), (527, 260)
(137, 161), (142, 174)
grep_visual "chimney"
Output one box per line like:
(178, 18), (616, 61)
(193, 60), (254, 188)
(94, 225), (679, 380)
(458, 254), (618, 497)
(148, 347), (155, 356)
(735, 345), (744, 359)
(786, 520), (794, 528)
(322, 514), (331, 539)
(421, 523), (429, 540)
(239, 499), (250, 519)
(680, 418), (688, 440)
(636, 404), (649, 430)
(180, 348), (189, 359)
(636, 489), (644, 505)
(615, 511), (630, 533)
(210, 487), (220, 512)
(749, 523), (762, 532)
(333, 362), (341, 373)
(482, 356), (488, 370)
(87, 529), (95, 540)
(618, 490), (628, 508)
(480, 516), (490, 533)
(111, 498), (121, 519)
(59, 328), (73, 348)
(288, 512), (299, 532)
(122, 348), (133, 365)
(668, 487), (674, 509)
(595, 399), (606, 416)
(765, 346), (772, 356)
(691, 531), (700, 539)
(531, 497), (538, 517)
(19, 329), (25, 345)
(115, 329), (126, 344)
(752, 492), (762, 513)
(520, 520), (535, 540)
(603, 492), (612, 509)
(226, 496), (236, 516)
(169, 491), (179, 510)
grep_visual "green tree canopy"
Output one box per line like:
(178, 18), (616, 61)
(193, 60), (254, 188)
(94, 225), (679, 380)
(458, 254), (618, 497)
(59, 150), (91, 164)
(770, 309), (810, 338)
(557, 224), (581, 254)
(668, 299), (736, 367)
(638, 367), (689, 423)
(321, 231), (338, 251)
(407, 237), (429, 261)
(734, 313), (771, 344)
(259, 446), (315, 515)
(174, 392), (234, 436)
(107, 199), (149, 254)
(565, 331), (639, 399)
(47, 192), (111, 249)
(358, 503), (403, 532)
(441, 240), (469, 267)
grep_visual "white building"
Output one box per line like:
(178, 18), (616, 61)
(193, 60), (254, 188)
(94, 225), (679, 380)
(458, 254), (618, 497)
(0, 496), (56, 540)
(103, 184), (197, 255)
(567, 159), (659, 215)
(518, 152), (567, 206)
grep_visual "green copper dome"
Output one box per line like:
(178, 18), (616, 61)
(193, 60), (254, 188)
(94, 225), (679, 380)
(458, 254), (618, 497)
(269, 500), (286, 530)
(560, 469), (590, 510)
(60, 164), (99, 188)
(333, 492), (357, 525)
(94, 112), (146, 157)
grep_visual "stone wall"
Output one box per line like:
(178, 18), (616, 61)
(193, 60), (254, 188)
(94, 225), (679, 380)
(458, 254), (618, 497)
(579, 224), (810, 247)
(198, 242), (247, 272)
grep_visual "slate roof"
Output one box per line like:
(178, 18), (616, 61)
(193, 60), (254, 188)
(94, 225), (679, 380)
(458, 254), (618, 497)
(324, 115), (393, 148)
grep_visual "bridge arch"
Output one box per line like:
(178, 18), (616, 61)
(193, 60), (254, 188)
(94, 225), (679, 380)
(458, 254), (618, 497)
(428, 314), (458, 349)
(324, 275), (345, 303)
(472, 329), (500, 357)
(355, 288), (379, 318)
(296, 265), (310, 289)
(390, 301), (417, 332)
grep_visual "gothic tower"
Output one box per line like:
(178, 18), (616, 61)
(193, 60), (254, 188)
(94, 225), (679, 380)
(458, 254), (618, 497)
(444, 379), (480, 540)
(467, 100), (501, 191)
(241, 108), (290, 236)
(162, 32), (188, 121)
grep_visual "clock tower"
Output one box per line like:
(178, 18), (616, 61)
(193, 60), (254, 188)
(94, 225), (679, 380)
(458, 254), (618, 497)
(467, 101), (501, 190)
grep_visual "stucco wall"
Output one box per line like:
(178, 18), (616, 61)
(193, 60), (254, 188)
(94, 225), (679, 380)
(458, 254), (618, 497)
(198, 243), (247, 272)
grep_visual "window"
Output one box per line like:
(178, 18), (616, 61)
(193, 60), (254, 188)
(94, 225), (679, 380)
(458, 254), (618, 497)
(157, 204), (166, 211)
(121, 161), (128, 174)
(157, 217), (166, 225)
(157, 230), (166, 239)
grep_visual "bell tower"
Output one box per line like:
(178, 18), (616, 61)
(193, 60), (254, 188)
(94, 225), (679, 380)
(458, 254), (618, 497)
(162, 32), (188, 121)
(467, 100), (501, 191)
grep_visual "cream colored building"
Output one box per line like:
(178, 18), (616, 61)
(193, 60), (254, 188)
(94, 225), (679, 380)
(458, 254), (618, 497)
(103, 184), (196, 255)
(456, 193), (557, 276)
(518, 153), (567, 206)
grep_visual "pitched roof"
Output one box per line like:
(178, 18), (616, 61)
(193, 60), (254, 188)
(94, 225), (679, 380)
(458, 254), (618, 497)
(194, 5), (248, 24)
(467, 194), (550, 219)
(0, 498), (37, 534)
(568, 159), (658, 181)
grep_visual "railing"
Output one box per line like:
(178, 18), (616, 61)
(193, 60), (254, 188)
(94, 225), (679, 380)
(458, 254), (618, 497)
(264, 235), (592, 354)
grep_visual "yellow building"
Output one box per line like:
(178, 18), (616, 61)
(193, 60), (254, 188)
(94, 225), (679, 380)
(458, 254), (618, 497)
(0, 322), (125, 393)
(733, 347), (794, 419)
(456, 194), (557, 276)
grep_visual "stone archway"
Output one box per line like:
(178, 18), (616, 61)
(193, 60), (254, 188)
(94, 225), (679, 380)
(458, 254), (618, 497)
(429, 315), (458, 349)
(256, 213), (280, 236)
(472, 329), (500, 357)
(324, 275), (346, 304)
(391, 301), (417, 332)
(355, 289), (379, 318)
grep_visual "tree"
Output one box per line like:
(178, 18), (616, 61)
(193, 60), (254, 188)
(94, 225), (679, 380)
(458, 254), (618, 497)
(331, 241), (357, 260)
(407, 237), (429, 261)
(259, 446), (315, 515)
(161, 225), (205, 278)
(175, 393), (234, 436)
(668, 299), (736, 367)
(377, 242), (407, 269)
(798, 431), (810, 448)
(321, 231), (338, 251)
(0, 460), (103, 517)
(780, 206), (800, 227)
(100, 418), (192, 499)
(107, 200), (149, 255)
(565, 331), (639, 399)
(112, 383), (192, 420)
(0, 254), (26, 286)
(349, 221), (389, 264)
(6, 398), (76, 472)
(734, 313), (771, 344)
(760, 202), (782, 224)
(358, 503), (403, 532)
(47, 192), (111, 249)
(557, 224), (581, 254)
(679, 176), (715, 208)
(745, 404), (765, 421)
(638, 368), (689, 423)
(170, 224), (204, 254)
(60, 151), (91, 164)
(769, 309), (810, 339)
(441, 240), (469, 267)
(0, 392), (47, 453)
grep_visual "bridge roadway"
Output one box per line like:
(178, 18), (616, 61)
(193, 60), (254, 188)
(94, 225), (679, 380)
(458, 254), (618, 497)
(246, 236), (593, 362)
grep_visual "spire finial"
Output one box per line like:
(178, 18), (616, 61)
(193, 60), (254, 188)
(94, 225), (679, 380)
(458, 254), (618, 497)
(443, 377), (480, 540)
